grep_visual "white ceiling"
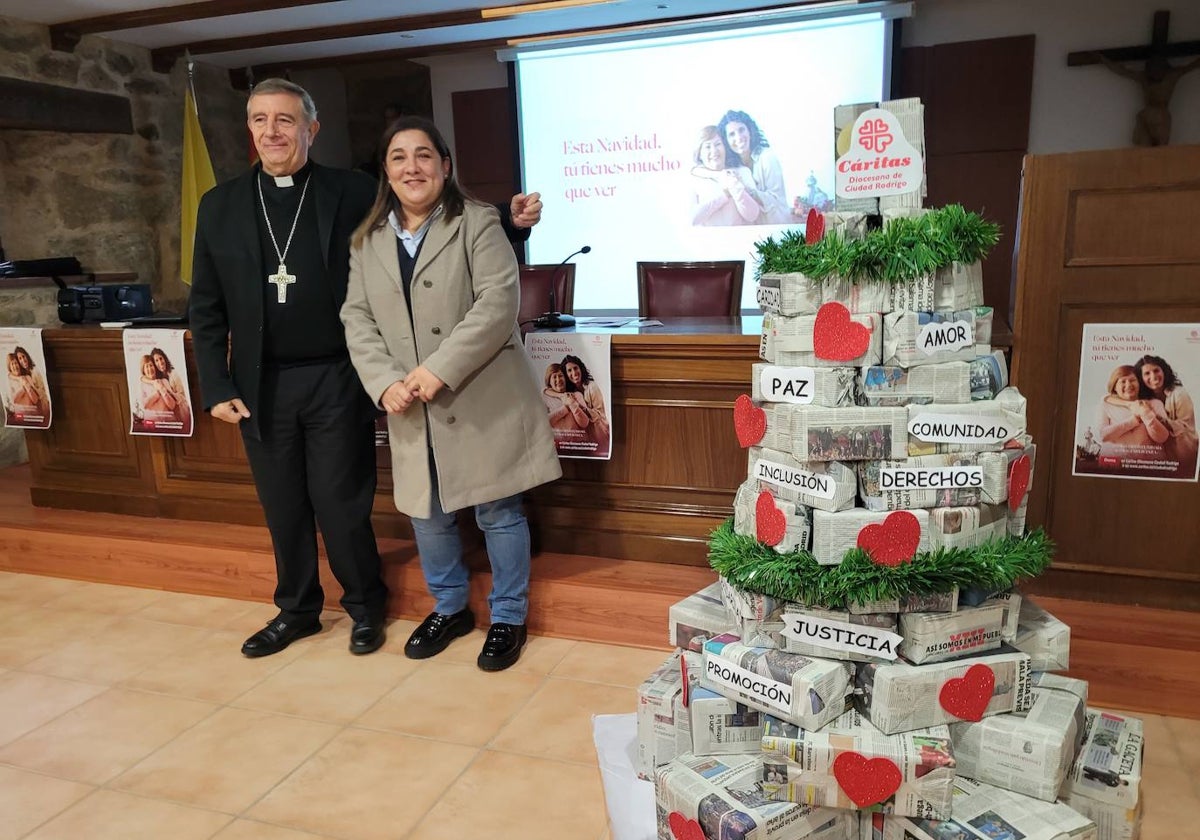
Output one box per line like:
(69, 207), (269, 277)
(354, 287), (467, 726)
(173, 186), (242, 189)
(0, 0), (845, 71)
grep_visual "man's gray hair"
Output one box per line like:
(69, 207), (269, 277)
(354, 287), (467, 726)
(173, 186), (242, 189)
(247, 78), (318, 123)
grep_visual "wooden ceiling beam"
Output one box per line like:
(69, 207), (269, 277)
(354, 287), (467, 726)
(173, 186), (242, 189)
(49, 0), (341, 52)
(151, 9), (487, 73)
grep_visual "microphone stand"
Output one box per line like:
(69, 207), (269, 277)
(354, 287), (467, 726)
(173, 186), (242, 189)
(534, 246), (588, 330)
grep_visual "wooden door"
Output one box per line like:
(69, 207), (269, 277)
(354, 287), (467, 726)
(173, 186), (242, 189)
(1011, 144), (1200, 610)
(897, 35), (1034, 331)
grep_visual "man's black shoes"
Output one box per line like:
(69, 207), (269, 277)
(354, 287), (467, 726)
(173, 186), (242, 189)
(404, 608), (475, 660)
(241, 615), (321, 658)
(477, 623), (527, 672)
(349, 616), (386, 655)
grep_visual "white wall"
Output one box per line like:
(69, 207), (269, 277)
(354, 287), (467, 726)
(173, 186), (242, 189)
(902, 0), (1200, 153)
(412, 52), (509, 164)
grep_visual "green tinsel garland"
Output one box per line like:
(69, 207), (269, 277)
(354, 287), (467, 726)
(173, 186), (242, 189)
(709, 520), (1053, 607)
(754, 204), (1001, 285)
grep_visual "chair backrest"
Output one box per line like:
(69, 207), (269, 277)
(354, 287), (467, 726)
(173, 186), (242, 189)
(518, 264), (576, 327)
(635, 260), (745, 318)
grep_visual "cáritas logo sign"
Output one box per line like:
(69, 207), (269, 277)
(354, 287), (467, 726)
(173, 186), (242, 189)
(835, 107), (923, 200)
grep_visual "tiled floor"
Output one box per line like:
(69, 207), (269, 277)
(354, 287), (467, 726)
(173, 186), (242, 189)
(0, 571), (1194, 840)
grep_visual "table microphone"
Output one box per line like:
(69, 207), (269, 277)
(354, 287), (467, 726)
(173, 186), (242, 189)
(534, 245), (590, 330)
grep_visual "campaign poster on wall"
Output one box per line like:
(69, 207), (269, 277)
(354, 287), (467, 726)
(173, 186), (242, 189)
(0, 328), (52, 430)
(524, 332), (613, 460)
(122, 328), (195, 437)
(1073, 323), (1199, 482)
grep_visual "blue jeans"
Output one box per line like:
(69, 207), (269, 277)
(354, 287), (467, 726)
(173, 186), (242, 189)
(409, 465), (531, 626)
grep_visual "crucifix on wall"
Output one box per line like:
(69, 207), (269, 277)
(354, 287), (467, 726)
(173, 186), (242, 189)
(1067, 10), (1200, 146)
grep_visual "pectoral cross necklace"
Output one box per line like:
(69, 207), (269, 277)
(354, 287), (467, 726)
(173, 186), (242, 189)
(257, 172), (312, 303)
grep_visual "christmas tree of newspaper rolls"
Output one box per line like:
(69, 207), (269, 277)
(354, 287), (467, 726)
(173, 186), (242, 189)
(640, 206), (1144, 840)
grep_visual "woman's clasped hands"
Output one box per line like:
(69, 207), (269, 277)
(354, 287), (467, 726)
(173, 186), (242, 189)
(381, 365), (446, 413)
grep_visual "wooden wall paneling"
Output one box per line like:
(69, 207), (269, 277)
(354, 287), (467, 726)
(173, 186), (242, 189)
(451, 87), (516, 206)
(1011, 146), (1200, 610)
(897, 35), (1033, 330)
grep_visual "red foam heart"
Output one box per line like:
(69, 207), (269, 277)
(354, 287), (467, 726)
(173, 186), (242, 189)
(733, 394), (766, 448)
(756, 491), (787, 546)
(832, 751), (903, 808)
(805, 208), (826, 245)
(813, 302), (871, 361)
(939, 663), (996, 722)
(856, 511), (921, 566)
(669, 811), (705, 840)
(1008, 454), (1031, 513)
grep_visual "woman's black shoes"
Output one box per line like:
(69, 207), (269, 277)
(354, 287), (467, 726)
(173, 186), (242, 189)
(477, 623), (527, 672)
(404, 608), (475, 659)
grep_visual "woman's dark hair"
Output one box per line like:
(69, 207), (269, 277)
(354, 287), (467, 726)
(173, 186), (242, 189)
(717, 109), (769, 158)
(150, 347), (174, 375)
(562, 354), (594, 390)
(1134, 354), (1181, 398)
(353, 115), (472, 249)
(13, 346), (34, 372)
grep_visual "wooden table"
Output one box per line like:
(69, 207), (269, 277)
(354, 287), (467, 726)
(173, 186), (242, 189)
(27, 318), (762, 567)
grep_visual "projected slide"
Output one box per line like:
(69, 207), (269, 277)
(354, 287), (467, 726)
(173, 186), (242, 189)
(514, 15), (888, 311)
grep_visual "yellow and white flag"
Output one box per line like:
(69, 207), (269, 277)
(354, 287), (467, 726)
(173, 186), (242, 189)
(180, 85), (216, 285)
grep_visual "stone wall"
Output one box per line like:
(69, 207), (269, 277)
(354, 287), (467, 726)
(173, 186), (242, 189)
(0, 14), (247, 467)
(0, 14), (247, 320)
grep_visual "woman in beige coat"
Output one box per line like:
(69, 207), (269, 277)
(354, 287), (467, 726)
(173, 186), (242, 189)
(341, 116), (560, 672)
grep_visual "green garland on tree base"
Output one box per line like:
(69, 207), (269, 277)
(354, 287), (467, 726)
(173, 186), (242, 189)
(709, 520), (1053, 608)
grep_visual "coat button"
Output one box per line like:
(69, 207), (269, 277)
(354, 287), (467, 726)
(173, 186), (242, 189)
(431, 326), (441, 335)
(447, 415), (456, 424)
(423, 280), (432, 288)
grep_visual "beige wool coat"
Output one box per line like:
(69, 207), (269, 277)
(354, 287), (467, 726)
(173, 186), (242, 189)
(341, 201), (561, 518)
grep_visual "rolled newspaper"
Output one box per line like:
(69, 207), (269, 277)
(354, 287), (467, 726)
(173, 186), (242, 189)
(857, 451), (1010, 512)
(770, 311), (884, 368)
(752, 363), (859, 407)
(701, 634), (855, 731)
(668, 582), (731, 652)
(738, 606), (900, 663)
(869, 777), (1096, 840)
(970, 349), (1009, 400)
(733, 482), (812, 554)
(883, 309), (979, 369)
(637, 650), (699, 779)
(981, 590), (1023, 643)
(790, 406), (909, 463)
(950, 673), (1087, 802)
(1063, 709), (1143, 809)
(684, 686), (766, 757)
(756, 272), (824, 317)
(760, 708), (956, 818)
(822, 276), (892, 314)
(855, 650), (1033, 734)
(859, 361), (972, 407)
(655, 752), (857, 840)
(810, 508), (932, 566)
(748, 446), (858, 512)
(898, 603), (1007, 664)
(890, 261), (986, 313)
(1012, 597), (1071, 672)
(848, 590), (959, 615)
(906, 387), (1028, 456)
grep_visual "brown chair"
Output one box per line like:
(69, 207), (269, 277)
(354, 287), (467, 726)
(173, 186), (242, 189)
(518, 264), (576, 328)
(635, 260), (744, 318)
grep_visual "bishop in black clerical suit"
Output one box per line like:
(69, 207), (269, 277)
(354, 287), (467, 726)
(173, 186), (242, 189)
(190, 79), (389, 658)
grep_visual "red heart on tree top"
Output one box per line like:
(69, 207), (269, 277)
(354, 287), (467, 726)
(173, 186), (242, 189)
(1008, 454), (1031, 513)
(813, 302), (871, 361)
(668, 811), (705, 840)
(756, 491), (787, 546)
(939, 663), (995, 722)
(856, 511), (921, 566)
(733, 394), (766, 448)
(805, 208), (826, 245)
(832, 751), (902, 808)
